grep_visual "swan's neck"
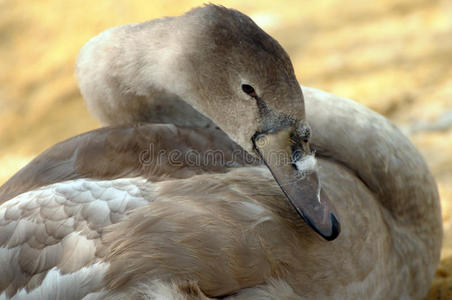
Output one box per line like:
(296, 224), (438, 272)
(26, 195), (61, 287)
(76, 19), (215, 129)
(303, 87), (442, 283)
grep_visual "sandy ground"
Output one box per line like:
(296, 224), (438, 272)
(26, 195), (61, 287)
(0, 0), (451, 297)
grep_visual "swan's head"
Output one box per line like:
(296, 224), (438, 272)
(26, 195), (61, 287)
(174, 5), (305, 153)
(77, 4), (339, 240)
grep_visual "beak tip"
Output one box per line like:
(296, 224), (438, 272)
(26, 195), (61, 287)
(304, 212), (340, 241)
(324, 213), (341, 241)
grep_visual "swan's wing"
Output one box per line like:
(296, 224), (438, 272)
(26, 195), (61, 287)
(0, 123), (259, 299)
(0, 166), (297, 299)
(0, 176), (152, 299)
(0, 124), (259, 203)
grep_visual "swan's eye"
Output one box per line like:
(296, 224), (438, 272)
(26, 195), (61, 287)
(241, 84), (257, 98)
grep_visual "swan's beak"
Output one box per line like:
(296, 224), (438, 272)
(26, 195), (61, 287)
(252, 126), (340, 241)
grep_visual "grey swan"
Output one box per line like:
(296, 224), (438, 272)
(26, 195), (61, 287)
(0, 5), (442, 299)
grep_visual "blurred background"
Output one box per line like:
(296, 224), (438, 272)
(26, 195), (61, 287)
(0, 0), (451, 297)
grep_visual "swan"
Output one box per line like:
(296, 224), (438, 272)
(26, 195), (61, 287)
(0, 4), (442, 299)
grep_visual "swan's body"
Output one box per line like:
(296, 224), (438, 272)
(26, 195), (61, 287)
(0, 5), (442, 300)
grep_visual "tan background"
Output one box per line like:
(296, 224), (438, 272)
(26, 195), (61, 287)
(0, 0), (451, 297)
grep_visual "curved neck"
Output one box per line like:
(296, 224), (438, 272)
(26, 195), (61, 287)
(303, 86), (441, 281)
(77, 19), (216, 129)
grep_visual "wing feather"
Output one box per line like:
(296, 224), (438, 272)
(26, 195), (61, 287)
(0, 177), (154, 298)
(0, 124), (258, 204)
